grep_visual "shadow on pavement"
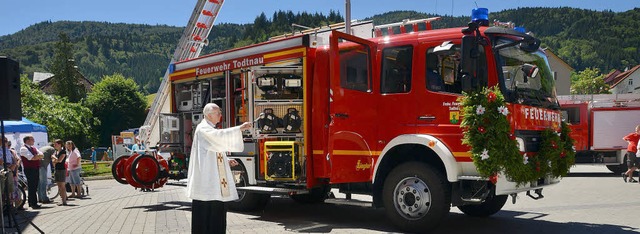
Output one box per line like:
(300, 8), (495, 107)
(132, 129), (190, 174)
(566, 172), (618, 177)
(236, 197), (638, 234)
(123, 201), (192, 212)
(3, 210), (44, 233)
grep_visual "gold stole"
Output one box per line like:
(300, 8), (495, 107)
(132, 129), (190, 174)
(216, 152), (230, 197)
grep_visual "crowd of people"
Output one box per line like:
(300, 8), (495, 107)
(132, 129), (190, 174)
(0, 135), (91, 210)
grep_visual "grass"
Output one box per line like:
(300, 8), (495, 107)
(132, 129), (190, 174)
(81, 161), (112, 177)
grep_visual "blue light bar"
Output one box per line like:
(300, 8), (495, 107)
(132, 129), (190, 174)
(471, 8), (489, 26)
(514, 27), (526, 33)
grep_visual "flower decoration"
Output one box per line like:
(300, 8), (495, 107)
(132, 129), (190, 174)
(497, 106), (509, 116)
(459, 86), (575, 185)
(480, 149), (490, 160)
(487, 92), (497, 102)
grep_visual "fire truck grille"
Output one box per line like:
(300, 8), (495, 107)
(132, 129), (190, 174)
(514, 130), (542, 152)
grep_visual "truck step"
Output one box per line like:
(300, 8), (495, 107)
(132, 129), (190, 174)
(457, 176), (486, 181)
(324, 198), (373, 208)
(237, 186), (309, 195)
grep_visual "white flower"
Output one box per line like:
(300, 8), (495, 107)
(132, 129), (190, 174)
(480, 149), (490, 160)
(572, 145), (576, 152)
(556, 132), (561, 136)
(497, 106), (509, 116)
(523, 154), (529, 164)
(476, 105), (486, 115)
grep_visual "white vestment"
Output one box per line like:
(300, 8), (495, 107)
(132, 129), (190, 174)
(186, 120), (244, 201)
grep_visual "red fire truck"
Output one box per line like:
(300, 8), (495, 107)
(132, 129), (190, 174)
(115, 9), (565, 232)
(559, 94), (640, 173)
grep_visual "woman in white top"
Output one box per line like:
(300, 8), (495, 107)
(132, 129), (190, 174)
(65, 141), (83, 198)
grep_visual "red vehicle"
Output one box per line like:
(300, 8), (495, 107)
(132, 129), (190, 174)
(120, 10), (564, 232)
(559, 94), (640, 173)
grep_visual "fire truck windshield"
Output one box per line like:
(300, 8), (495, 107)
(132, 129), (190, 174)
(495, 37), (559, 110)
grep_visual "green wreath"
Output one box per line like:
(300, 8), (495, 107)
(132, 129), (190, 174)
(458, 86), (575, 185)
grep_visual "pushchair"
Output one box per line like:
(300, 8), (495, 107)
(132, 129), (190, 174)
(65, 170), (89, 196)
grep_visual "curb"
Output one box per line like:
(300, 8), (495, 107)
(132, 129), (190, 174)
(84, 175), (114, 181)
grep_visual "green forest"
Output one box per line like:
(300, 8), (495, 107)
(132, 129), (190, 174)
(1, 7), (639, 94)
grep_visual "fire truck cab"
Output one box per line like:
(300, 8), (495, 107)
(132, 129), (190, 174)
(149, 9), (564, 232)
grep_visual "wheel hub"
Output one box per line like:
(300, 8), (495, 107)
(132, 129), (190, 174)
(394, 177), (431, 220)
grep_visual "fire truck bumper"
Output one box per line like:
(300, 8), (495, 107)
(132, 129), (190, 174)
(494, 173), (561, 196)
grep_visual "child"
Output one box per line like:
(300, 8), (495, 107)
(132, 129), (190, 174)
(622, 125), (640, 183)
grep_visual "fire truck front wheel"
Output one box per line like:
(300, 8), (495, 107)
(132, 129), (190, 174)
(457, 195), (508, 217)
(383, 162), (451, 232)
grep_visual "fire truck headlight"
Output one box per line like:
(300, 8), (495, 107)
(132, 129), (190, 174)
(515, 137), (526, 152)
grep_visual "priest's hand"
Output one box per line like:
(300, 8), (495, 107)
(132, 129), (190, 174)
(239, 122), (252, 131)
(229, 159), (239, 167)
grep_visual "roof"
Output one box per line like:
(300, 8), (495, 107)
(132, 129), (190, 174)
(38, 69), (94, 94)
(33, 72), (54, 83)
(609, 65), (640, 88)
(2, 117), (47, 133)
(544, 49), (574, 72)
(604, 70), (622, 84)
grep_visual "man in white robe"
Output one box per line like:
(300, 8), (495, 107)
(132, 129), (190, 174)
(186, 103), (251, 234)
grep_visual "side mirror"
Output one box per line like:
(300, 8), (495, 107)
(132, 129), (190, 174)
(461, 35), (478, 91)
(521, 63), (539, 83)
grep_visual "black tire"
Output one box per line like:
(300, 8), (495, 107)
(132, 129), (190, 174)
(457, 195), (508, 217)
(17, 184), (26, 209)
(383, 162), (451, 233)
(291, 185), (331, 204)
(607, 154), (628, 174)
(227, 164), (270, 212)
(130, 154), (160, 186)
(112, 155), (130, 184)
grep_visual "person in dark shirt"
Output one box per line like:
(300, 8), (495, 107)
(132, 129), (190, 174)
(51, 139), (69, 206)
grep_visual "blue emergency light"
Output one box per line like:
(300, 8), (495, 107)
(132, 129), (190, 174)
(471, 8), (489, 26)
(514, 27), (526, 33)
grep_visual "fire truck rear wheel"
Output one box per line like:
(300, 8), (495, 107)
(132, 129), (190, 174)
(457, 195), (508, 217)
(227, 164), (270, 212)
(606, 154), (628, 174)
(383, 162), (450, 232)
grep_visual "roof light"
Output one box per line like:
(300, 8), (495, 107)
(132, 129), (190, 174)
(471, 8), (489, 26)
(514, 27), (526, 33)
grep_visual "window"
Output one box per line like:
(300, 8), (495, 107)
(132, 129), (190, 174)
(629, 79), (633, 86)
(340, 45), (370, 92)
(425, 44), (465, 94)
(381, 46), (413, 93)
(561, 107), (580, 124)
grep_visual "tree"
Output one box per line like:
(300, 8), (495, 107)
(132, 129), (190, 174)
(570, 68), (610, 94)
(86, 74), (147, 146)
(50, 32), (86, 102)
(20, 75), (98, 149)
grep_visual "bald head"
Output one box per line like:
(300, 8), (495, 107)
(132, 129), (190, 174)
(203, 103), (222, 124)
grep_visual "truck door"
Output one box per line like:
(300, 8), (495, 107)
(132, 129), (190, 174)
(327, 31), (377, 183)
(562, 104), (588, 151)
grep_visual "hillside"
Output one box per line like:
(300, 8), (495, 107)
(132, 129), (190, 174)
(1, 7), (639, 94)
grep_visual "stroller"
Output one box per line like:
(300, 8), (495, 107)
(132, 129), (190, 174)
(65, 170), (89, 196)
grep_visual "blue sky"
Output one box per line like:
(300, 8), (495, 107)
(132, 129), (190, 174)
(1, 0), (637, 36)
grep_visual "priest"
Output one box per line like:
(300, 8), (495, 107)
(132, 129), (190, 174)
(186, 103), (251, 234)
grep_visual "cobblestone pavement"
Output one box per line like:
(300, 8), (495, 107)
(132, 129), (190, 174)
(4, 165), (640, 234)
